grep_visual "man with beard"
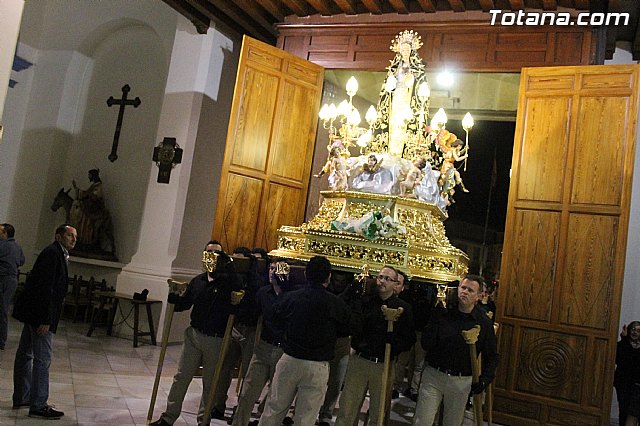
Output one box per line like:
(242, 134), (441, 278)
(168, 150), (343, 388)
(150, 241), (240, 426)
(412, 274), (499, 426)
(335, 265), (415, 426)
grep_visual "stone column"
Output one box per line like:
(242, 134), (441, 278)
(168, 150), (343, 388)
(116, 17), (236, 342)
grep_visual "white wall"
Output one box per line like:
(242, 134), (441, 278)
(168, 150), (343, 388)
(604, 41), (640, 426)
(0, 1), (178, 269)
(0, 0), (24, 121)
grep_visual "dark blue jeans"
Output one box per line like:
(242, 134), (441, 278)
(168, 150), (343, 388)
(13, 323), (53, 410)
(0, 275), (17, 348)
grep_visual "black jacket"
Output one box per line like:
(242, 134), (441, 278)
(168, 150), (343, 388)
(273, 283), (350, 361)
(349, 292), (415, 360)
(173, 271), (241, 336)
(423, 304), (499, 383)
(13, 242), (68, 333)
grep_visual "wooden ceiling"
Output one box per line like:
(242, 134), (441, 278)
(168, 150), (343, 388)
(161, 0), (640, 60)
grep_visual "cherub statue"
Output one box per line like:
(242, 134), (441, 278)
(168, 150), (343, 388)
(437, 131), (469, 201)
(399, 157), (427, 197)
(314, 146), (349, 191)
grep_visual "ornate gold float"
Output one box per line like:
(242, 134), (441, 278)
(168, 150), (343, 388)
(270, 30), (470, 283)
(270, 190), (468, 283)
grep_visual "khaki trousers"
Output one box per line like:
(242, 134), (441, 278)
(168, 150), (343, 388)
(258, 353), (329, 426)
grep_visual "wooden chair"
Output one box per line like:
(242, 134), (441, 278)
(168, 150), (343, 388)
(86, 287), (117, 337)
(63, 275), (93, 322)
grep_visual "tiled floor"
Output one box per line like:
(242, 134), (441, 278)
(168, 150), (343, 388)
(0, 315), (495, 425)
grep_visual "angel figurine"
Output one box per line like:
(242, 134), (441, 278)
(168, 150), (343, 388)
(314, 146), (349, 191)
(399, 157), (427, 197)
(438, 131), (469, 200)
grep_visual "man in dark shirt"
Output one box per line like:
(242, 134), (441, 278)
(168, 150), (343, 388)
(214, 247), (263, 419)
(335, 265), (415, 426)
(413, 274), (499, 426)
(13, 224), (76, 420)
(0, 223), (25, 350)
(232, 259), (293, 426)
(150, 241), (241, 426)
(258, 256), (350, 426)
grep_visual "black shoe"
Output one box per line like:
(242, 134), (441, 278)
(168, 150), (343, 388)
(282, 416), (294, 425)
(392, 389), (400, 399)
(318, 422), (331, 426)
(402, 387), (413, 397)
(28, 405), (64, 419)
(211, 407), (226, 420)
(149, 418), (171, 426)
(409, 391), (419, 402)
(248, 421), (259, 426)
(12, 402), (30, 409)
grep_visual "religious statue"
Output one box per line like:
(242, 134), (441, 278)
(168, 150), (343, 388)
(369, 30), (428, 158)
(399, 157), (427, 197)
(315, 146), (349, 191)
(70, 169), (116, 258)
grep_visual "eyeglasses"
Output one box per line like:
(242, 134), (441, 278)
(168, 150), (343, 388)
(377, 275), (397, 283)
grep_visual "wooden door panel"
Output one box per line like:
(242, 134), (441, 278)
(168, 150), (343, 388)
(232, 68), (279, 171)
(581, 72), (632, 90)
(515, 327), (586, 403)
(271, 80), (319, 181)
(588, 337), (609, 408)
(217, 173), (263, 250)
(213, 36), (323, 252)
(496, 65), (639, 425)
(503, 210), (559, 321)
(495, 323), (514, 389)
(571, 96), (628, 206)
(246, 43), (283, 70)
(257, 182), (303, 249)
(517, 97), (570, 203)
(547, 407), (599, 426)
(558, 214), (617, 330)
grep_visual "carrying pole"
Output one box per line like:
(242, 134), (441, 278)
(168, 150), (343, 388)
(378, 305), (404, 426)
(201, 290), (245, 425)
(147, 279), (187, 424)
(462, 325), (483, 426)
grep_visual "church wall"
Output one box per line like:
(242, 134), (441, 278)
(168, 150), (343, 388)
(0, 0), (178, 282)
(606, 42), (640, 425)
(0, 0), (24, 121)
(113, 20), (242, 342)
(172, 36), (240, 272)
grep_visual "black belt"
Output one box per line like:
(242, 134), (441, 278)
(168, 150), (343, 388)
(355, 351), (386, 364)
(429, 363), (470, 377)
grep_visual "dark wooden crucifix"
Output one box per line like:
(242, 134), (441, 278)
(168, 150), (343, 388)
(153, 137), (183, 183)
(106, 84), (141, 162)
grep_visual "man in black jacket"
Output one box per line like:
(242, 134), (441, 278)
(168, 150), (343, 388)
(12, 224), (77, 420)
(335, 265), (415, 426)
(258, 256), (350, 426)
(150, 241), (241, 426)
(413, 274), (499, 426)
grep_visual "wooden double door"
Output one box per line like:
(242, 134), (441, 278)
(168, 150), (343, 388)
(495, 65), (639, 425)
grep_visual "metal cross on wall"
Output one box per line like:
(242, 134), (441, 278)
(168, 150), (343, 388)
(152, 137), (183, 183)
(106, 84), (141, 162)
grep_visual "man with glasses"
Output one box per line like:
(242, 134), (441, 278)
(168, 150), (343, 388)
(412, 274), (499, 426)
(335, 265), (415, 426)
